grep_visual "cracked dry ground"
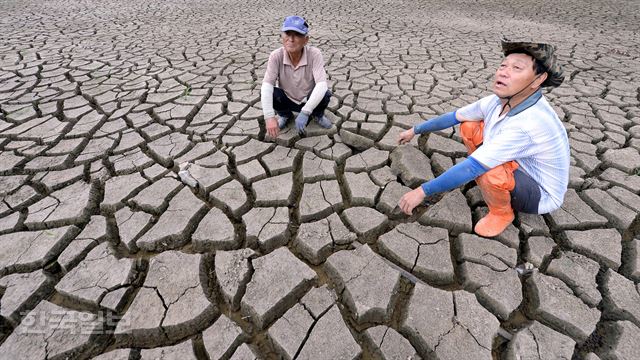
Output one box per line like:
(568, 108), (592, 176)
(0, 0), (640, 359)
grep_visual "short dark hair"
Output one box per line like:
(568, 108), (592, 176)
(505, 49), (547, 75)
(532, 58), (546, 75)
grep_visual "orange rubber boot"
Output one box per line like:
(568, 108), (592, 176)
(460, 120), (516, 237)
(474, 163), (517, 238)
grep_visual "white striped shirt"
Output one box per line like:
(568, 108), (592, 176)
(457, 90), (569, 214)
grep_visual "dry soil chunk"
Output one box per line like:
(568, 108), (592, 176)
(296, 305), (361, 360)
(526, 272), (601, 342)
(241, 247), (316, 329)
(378, 224), (454, 285)
(325, 245), (401, 324)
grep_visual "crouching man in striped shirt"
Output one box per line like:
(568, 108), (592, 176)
(398, 40), (569, 238)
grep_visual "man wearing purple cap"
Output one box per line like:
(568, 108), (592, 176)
(261, 16), (332, 137)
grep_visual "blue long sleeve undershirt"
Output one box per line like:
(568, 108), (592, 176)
(414, 111), (460, 134)
(421, 156), (488, 196)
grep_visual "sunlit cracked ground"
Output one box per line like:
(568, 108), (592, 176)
(1, 0), (640, 359)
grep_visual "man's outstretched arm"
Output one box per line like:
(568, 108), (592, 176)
(414, 111), (460, 134)
(398, 111), (473, 144)
(398, 156), (488, 215)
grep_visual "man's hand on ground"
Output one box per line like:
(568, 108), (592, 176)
(295, 111), (310, 134)
(266, 117), (279, 138)
(397, 128), (416, 144)
(398, 187), (426, 215)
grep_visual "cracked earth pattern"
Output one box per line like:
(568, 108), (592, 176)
(1, 0), (640, 359)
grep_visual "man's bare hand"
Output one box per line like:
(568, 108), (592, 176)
(266, 117), (279, 138)
(397, 128), (415, 145)
(398, 187), (426, 215)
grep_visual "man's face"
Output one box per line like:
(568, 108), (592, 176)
(281, 31), (308, 54)
(493, 53), (540, 97)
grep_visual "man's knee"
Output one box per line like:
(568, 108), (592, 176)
(477, 164), (516, 191)
(460, 121), (478, 135)
(310, 90), (332, 116)
(273, 87), (286, 103)
(273, 87), (295, 112)
(319, 90), (331, 106)
(460, 121), (484, 153)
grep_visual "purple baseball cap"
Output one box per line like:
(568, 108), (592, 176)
(281, 16), (308, 35)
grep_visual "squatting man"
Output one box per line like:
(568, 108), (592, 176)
(261, 16), (332, 137)
(398, 40), (569, 238)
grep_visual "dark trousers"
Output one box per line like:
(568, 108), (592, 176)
(273, 87), (331, 117)
(511, 168), (541, 214)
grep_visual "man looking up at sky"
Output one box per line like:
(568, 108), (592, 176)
(398, 40), (569, 238)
